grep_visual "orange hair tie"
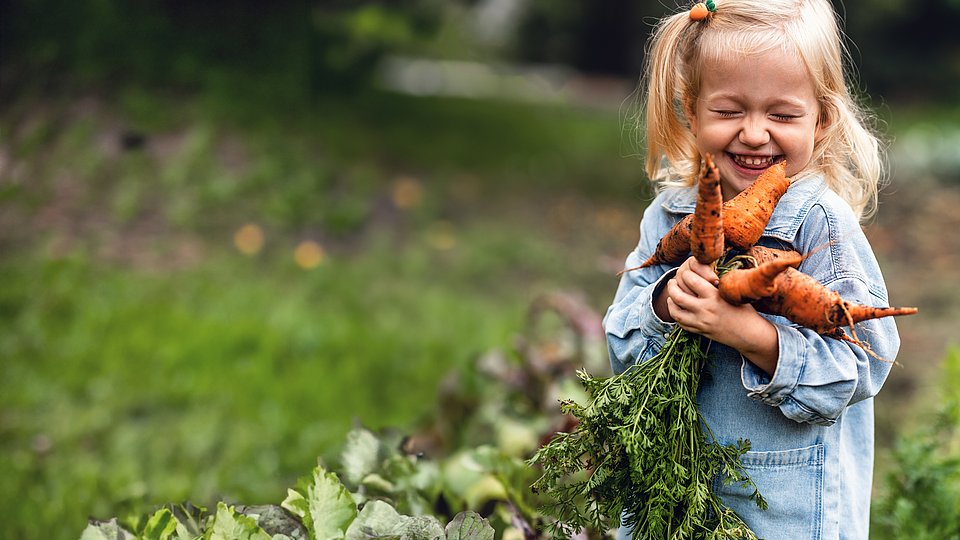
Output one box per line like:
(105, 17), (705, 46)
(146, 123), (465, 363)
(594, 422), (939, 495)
(689, 0), (717, 21)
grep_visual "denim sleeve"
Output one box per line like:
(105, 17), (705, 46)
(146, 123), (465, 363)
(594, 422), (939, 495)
(603, 203), (679, 375)
(740, 202), (901, 426)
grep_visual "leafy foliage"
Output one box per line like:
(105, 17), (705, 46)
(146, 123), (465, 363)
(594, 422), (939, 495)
(530, 326), (765, 539)
(79, 427), (503, 540)
(2, 0), (453, 97)
(871, 347), (960, 540)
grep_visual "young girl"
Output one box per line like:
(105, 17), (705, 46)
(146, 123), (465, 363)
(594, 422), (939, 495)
(604, 1), (900, 538)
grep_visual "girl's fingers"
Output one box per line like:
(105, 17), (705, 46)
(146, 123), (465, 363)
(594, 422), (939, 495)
(667, 280), (698, 313)
(672, 274), (694, 296)
(666, 297), (686, 322)
(688, 258), (720, 285)
(666, 277), (689, 303)
(667, 297), (699, 332)
(676, 267), (717, 299)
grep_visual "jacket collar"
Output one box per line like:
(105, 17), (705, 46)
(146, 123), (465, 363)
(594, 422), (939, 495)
(658, 174), (828, 243)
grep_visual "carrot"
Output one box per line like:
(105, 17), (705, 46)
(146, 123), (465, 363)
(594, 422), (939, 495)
(722, 161), (791, 250)
(718, 251), (802, 304)
(717, 245), (803, 302)
(690, 153), (724, 265)
(718, 244), (917, 337)
(638, 161), (791, 268)
(634, 215), (694, 272)
(742, 245), (802, 266)
(752, 267), (918, 335)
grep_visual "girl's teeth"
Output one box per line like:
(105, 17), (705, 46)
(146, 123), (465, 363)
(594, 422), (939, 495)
(734, 155), (773, 167)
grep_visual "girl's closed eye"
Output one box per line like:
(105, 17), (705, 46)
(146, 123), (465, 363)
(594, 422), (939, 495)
(771, 113), (800, 121)
(713, 110), (741, 118)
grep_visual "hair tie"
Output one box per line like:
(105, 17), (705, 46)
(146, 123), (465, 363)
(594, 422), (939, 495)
(689, 0), (717, 21)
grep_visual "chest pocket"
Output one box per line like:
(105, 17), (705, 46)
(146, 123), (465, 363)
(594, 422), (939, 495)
(714, 443), (825, 540)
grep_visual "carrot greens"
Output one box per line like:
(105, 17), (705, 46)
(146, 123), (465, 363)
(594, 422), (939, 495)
(530, 324), (766, 540)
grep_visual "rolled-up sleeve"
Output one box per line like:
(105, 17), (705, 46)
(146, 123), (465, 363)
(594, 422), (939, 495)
(740, 201), (901, 425)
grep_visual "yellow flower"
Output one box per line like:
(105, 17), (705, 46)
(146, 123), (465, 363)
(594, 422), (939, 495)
(234, 224), (265, 255)
(294, 240), (325, 269)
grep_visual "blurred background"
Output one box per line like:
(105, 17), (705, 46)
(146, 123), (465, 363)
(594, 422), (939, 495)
(1, 0), (958, 538)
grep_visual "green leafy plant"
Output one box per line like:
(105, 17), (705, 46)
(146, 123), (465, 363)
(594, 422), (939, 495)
(529, 326), (765, 539)
(871, 347), (960, 540)
(78, 427), (501, 540)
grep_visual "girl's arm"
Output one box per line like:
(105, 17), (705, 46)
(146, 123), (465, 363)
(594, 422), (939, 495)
(603, 197), (683, 375)
(736, 201), (900, 426)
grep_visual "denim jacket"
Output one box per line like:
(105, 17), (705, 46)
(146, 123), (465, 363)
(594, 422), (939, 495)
(604, 175), (901, 540)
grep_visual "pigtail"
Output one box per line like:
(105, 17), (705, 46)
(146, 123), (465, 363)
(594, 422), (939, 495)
(641, 12), (700, 185)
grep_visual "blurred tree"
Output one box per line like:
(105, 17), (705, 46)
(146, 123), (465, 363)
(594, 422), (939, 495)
(509, 0), (960, 104)
(837, 0), (960, 103)
(0, 0), (452, 98)
(2, 0), (957, 105)
(512, 0), (653, 76)
(308, 1), (447, 93)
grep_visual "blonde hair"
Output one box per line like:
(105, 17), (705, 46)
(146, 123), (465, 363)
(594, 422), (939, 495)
(636, 0), (885, 220)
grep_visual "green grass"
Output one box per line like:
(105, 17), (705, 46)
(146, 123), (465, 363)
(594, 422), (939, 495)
(0, 223), (583, 538)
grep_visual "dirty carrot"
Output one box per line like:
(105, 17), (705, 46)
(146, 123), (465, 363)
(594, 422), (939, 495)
(717, 245), (917, 340)
(752, 267), (918, 335)
(690, 153), (724, 265)
(718, 251), (802, 304)
(742, 245), (802, 265)
(721, 161), (791, 250)
(639, 161), (791, 268)
(717, 245), (804, 304)
(635, 215), (693, 271)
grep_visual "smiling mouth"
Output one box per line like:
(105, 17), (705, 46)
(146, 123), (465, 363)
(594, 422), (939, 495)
(728, 153), (784, 170)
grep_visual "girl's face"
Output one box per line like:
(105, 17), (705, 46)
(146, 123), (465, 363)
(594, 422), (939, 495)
(688, 46), (823, 200)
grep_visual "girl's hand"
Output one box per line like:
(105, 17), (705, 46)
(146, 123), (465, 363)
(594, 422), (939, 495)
(663, 256), (726, 337)
(662, 256), (780, 374)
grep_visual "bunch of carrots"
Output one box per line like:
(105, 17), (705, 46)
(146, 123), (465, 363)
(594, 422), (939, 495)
(529, 154), (917, 539)
(639, 154), (917, 345)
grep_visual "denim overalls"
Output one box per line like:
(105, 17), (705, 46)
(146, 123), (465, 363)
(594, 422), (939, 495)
(605, 175), (901, 540)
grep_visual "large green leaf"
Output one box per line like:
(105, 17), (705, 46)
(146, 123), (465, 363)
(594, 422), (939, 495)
(207, 503), (272, 540)
(443, 512), (494, 540)
(341, 427), (383, 486)
(281, 488), (312, 528)
(344, 500), (444, 540)
(142, 509), (180, 540)
(396, 516), (445, 540)
(345, 500), (403, 540)
(235, 505), (309, 538)
(284, 466), (358, 540)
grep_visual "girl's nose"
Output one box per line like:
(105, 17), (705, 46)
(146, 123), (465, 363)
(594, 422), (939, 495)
(739, 118), (771, 147)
